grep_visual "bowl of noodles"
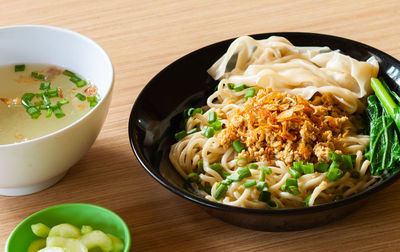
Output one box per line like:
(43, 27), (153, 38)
(129, 32), (400, 231)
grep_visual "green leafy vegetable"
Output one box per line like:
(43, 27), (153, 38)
(366, 78), (400, 176)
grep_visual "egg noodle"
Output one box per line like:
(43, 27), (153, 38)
(169, 36), (380, 209)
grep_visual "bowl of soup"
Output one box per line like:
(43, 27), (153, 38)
(0, 25), (113, 196)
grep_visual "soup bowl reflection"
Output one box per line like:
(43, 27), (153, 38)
(0, 25), (113, 196)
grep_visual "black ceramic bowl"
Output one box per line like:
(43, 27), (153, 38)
(129, 32), (400, 231)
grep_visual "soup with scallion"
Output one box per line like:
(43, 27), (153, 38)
(0, 64), (100, 145)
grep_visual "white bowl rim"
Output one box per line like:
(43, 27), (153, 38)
(0, 25), (114, 148)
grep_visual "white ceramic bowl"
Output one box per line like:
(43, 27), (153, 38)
(0, 25), (114, 196)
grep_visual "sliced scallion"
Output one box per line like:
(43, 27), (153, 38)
(235, 157), (248, 167)
(75, 93), (86, 101)
(244, 179), (256, 188)
(213, 183), (228, 200)
(14, 64), (25, 72)
(249, 163), (258, 170)
(201, 126), (215, 138)
(244, 87), (256, 100)
(232, 139), (245, 153)
(186, 173), (200, 183)
(63, 70), (76, 77)
(208, 111), (217, 123)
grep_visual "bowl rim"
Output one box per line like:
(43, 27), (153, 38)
(5, 202), (131, 252)
(0, 25), (114, 148)
(129, 31), (400, 215)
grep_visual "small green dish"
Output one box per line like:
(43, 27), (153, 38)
(6, 203), (131, 252)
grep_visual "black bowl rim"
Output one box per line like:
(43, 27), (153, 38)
(129, 32), (400, 215)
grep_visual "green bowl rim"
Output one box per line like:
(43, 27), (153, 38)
(5, 202), (131, 252)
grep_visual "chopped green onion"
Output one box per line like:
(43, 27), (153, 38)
(289, 167), (301, 178)
(285, 178), (298, 187)
(267, 200), (279, 209)
(210, 163), (223, 173)
(287, 186), (301, 195)
(262, 166), (272, 175)
(69, 76), (81, 83)
(244, 179), (256, 188)
(258, 188), (271, 202)
(87, 96), (97, 102)
(233, 84), (248, 92)
(227, 83), (235, 90)
(21, 93), (35, 108)
(226, 173), (241, 182)
(45, 88), (58, 98)
(235, 157), (248, 167)
(328, 152), (342, 162)
(302, 163), (314, 174)
(249, 163), (258, 170)
(209, 120), (222, 131)
(40, 82), (51, 90)
(237, 167), (251, 179)
(259, 169), (266, 181)
(57, 99), (69, 106)
(75, 93), (86, 101)
(76, 80), (87, 88)
(201, 126), (215, 138)
(327, 162), (343, 181)
(26, 106), (41, 119)
(186, 173), (200, 183)
(89, 100), (98, 108)
(256, 181), (268, 191)
(244, 87), (256, 100)
(46, 109), (52, 118)
(63, 70), (76, 77)
(232, 139), (245, 153)
(351, 171), (360, 179)
(315, 162), (329, 173)
(187, 107), (204, 117)
(186, 128), (198, 135)
(293, 161), (303, 172)
(53, 107), (65, 118)
(221, 171), (230, 179)
(40, 105), (49, 110)
(197, 160), (204, 173)
(174, 130), (187, 141)
(31, 72), (45, 81)
(14, 64), (25, 72)
(341, 154), (353, 170)
(280, 185), (287, 191)
(207, 111), (217, 123)
(221, 179), (233, 185)
(42, 94), (50, 105)
(304, 195), (312, 207)
(213, 182), (228, 200)
(289, 166), (302, 178)
(49, 103), (58, 109)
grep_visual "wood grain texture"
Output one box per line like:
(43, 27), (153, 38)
(1, 0), (400, 251)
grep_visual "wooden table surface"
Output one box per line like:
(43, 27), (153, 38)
(1, 0), (400, 251)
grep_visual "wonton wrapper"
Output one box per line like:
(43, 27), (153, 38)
(207, 36), (379, 113)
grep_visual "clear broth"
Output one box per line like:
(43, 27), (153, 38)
(0, 64), (96, 145)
